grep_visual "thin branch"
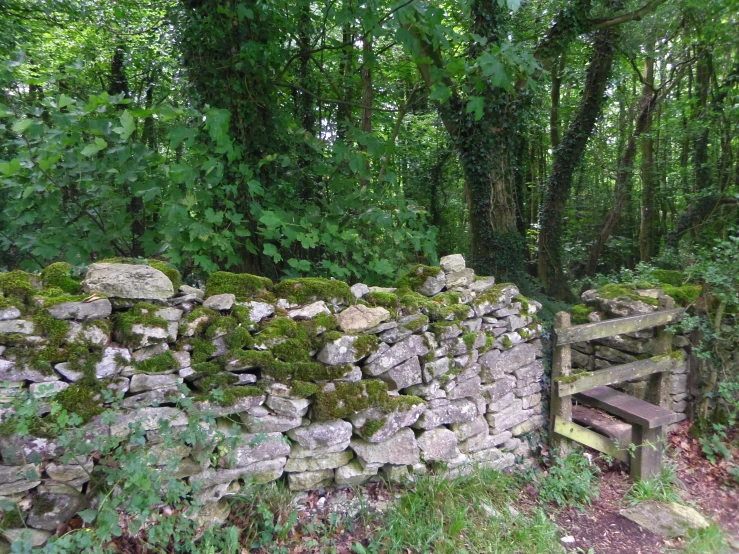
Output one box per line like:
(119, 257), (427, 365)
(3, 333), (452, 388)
(590, 0), (669, 29)
(274, 82), (398, 112)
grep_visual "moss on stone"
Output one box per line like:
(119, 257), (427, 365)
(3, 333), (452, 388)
(270, 338), (312, 363)
(32, 495), (55, 516)
(228, 349), (275, 369)
(354, 334), (379, 359)
(197, 385), (263, 406)
(598, 284), (659, 306)
(137, 351), (178, 373)
(231, 305), (253, 325)
(361, 418), (386, 438)
(274, 277), (354, 305)
(192, 338), (218, 364)
(192, 361), (222, 376)
(364, 292), (399, 312)
(55, 382), (104, 423)
(462, 332), (477, 352)
(40, 262), (83, 295)
(226, 326), (253, 351)
(290, 381), (320, 398)
(397, 289), (469, 321)
(481, 333), (495, 353)
(302, 313), (339, 337)
(501, 335), (513, 349)
(570, 304), (595, 325)
(661, 284), (702, 306)
(256, 316), (307, 346)
(180, 306), (219, 338)
(513, 295), (529, 313)
(401, 314), (429, 332)
(0, 270), (35, 300)
(147, 260), (181, 291)
(265, 360), (348, 382)
(395, 264), (442, 292)
(312, 380), (389, 421)
(116, 303), (169, 349)
(555, 371), (590, 384)
(205, 271), (273, 300)
(651, 270), (684, 287)
(205, 316), (238, 340)
(196, 372), (238, 391)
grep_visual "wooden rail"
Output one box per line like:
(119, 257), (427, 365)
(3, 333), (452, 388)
(554, 308), (684, 345)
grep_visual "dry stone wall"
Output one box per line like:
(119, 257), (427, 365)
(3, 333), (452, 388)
(0, 255), (547, 540)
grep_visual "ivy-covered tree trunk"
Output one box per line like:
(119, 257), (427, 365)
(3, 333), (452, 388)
(639, 55), (656, 261)
(538, 27), (617, 299)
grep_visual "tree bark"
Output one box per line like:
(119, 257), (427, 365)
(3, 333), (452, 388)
(638, 55), (656, 261)
(538, 27), (617, 298)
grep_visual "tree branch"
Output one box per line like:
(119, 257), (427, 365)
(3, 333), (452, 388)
(274, 82), (398, 112)
(590, 0), (669, 29)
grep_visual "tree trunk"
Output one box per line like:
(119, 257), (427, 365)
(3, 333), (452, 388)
(538, 27), (617, 298)
(550, 54), (565, 150)
(638, 55), (656, 261)
(587, 84), (656, 275)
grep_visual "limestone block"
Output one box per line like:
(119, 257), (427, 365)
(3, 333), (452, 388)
(337, 304), (390, 333)
(439, 254), (466, 273)
(83, 263), (174, 299)
(380, 356), (423, 390)
(284, 451), (353, 472)
(48, 299), (112, 321)
(288, 469), (334, 491)
(287, 420), (353, 450)
(413, 399), (477, 429)
(350, 427), (420, 466)
(417, 428), (460, 462)
(351, 403), (426, 443)
(363, 335), (429, 376)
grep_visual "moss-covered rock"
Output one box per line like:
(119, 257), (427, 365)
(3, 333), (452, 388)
(40, 262), (83, 295)
(99, 257), (181, 291)
(0, 270), (36, 300)
(661, 284), (702, 306)
(54, 382), (104, 423)
(598, 284), (659, 306)
(180, 306), (219, 337)
(270, 338), (312, 363)
(205, 271), (273, 300)
(136, 351), (179, 373)
(395, 265), (442, 292)
(274, 278), (354, 305)
(569, 304), (595, 325)
(115, 303), (169, 348)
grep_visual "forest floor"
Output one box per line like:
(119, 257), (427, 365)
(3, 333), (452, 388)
(233, 420), (738, 554)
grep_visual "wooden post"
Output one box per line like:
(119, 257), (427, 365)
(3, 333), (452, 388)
(630, 425), (663, 481)
(645, 296), (674, 408)
(550, 311), (572, 456)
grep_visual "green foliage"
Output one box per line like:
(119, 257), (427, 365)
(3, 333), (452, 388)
(539, 450), (600, 507)
(136, 351), (179, 374)
(569, 304), (595, 324)
(624, 465), (683, 505)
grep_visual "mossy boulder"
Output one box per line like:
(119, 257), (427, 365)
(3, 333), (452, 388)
(274, 278), (354, 306)
(83, 263), (174, 300)
(205, 271), (273, 300)
(41, 263), (83, 295)
(395, 265), (445, 296)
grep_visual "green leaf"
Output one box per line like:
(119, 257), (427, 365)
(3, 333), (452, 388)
(466, 97), (484, 121)
(263, 243), (282, 262)
(81, 137), (108, 157)
(259, 211), (282, 229)
(113, 110), (136, 140)
(58, 94), (75, 109)
(507, 0), (521, 10)
(429, 84), (452, 103)
(79, 509), (98, 523)
(11, 118), (34, 133)
(247, 179), (264, 196)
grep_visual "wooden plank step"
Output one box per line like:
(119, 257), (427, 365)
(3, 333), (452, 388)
(553, 417), (630, 463)
(556, 356), (678, 396)
(555, 308), (684, 345)
(572, 405), (632, 446)
(575, 386), (683, 428)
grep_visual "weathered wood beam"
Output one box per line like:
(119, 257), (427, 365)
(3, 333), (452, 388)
(554, 308), (684, 345)
(553, 416), (630, 463)
(556, 355), (677, 396)
(576, 386), (685, 428)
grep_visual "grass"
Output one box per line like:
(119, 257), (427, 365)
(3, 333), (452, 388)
(366, 469), (564, 554)
(671, 524), (732, 554)
(624, 464), (684, 506)
(538, 450), (600, 508)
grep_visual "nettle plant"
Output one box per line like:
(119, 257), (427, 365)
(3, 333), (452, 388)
(1, 386), (251, 553)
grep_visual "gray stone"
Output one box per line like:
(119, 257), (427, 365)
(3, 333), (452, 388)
(29, 381), (69, 399)
(382, 464), (412, 484)
(445, 268), (475, 288)
(240, 411), (302, 433)
(0, 463), (40, 484)
(350, 283), (370, 299)
(192, 458), (287, 488)
(0, 307), (21, 321)
(351, 403), (426, 443)
(0, 478), (41, 495)
(335, 459), (377, 486)
(620, 501), (709, 539)
(289, 301), (331, 320)
(284, 451), (353, 472)
(595, 334), (653, 355)
(203, 293), (236, 311)
(222, 432), (291, 467)
(488, 392), (517, 413)
(193, 394), (265, 417)
(111, 407), (187, 437)
(378, 326), (413, 344)
(132, 342), (170, 363)
(287, 420), (353, 450)
(447, 376), (481, 400)
(45, 460), (93, 484)
(403, 379), (442, 400)
(317, 335), (367, 365)
(96, 346), (130, 379)
(480, 343), (536, 382)
(337, 304), (390, 333)
(439, 254), (466, 273)
(671, 373), (688, 395)
(47, 298), (112, 322)
(27, 493), (84, 531)
(179, 285), (204, 299)
(362, 321), (398, 335)
(514, 360), (545, 385)
(0, 319), (34, 334)
(0, 361), (57, 383)
(363, 335), (429, 376)
(521, 393), (542, 409)
(1, 529), (52, 548)
(83, 263), (174, 299)
(422, 357), (451, 383)
(458, 432), (497, 454)
(130, 373), (182, 393)
(236, 301), (275, 324)
(121, 388), (183, 408)
(155, 307), (183, 321)
(65, 322), (108, 346)
(462, 318), (482, 332)
(595, 345), (638, 364)
(172, 351), (191, 369)
(451, 416), (488, 442)
(469, 277), (496, 293)
(416, 271), (446, 296)
(486, 406), (531, 433)
(379, 356), (423, 390)
(266, 395), (310, 418)
(417, 428), (460, 462)
(351, 428), (420, 466)
(288, 469), (334, 491)
(413, 399), (477, 429)
(289, 440), (350, 459)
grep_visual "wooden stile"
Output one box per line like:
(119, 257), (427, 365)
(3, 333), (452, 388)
(554, 308), (684, 345)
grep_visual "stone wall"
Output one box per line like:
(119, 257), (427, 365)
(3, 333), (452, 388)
(0, 254), (547, 539)
(571, 287), (695, 416)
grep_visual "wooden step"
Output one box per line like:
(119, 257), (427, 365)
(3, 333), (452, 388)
(575, 386), (684, 429)
(572, 405), (632, 445)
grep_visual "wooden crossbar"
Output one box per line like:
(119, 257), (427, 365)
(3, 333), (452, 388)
(553, 417), (629, 463)
(554, 308), (684, 345)
(555, 355), (678, 396)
